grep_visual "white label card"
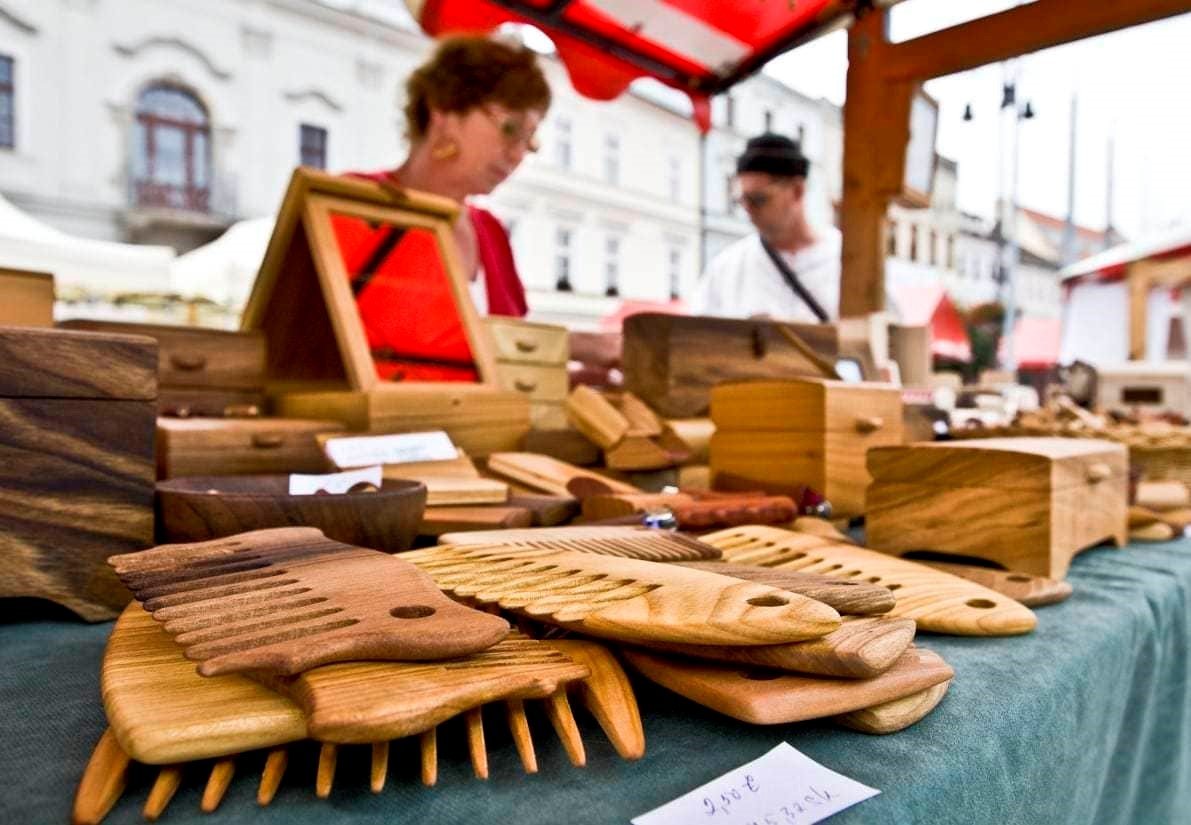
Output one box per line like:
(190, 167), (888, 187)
(632, 742), (879, 825)
(288, 465), (383, 496)
(323, 431), (457, 469)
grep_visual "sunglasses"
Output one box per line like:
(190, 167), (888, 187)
(483, 107), (540, 154)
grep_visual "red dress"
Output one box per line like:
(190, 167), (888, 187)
(336, 169), (528, 381)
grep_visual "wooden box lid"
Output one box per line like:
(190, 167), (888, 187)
(711, 379), (902, 432)
(867, 437), (1128, 492)
(0, 326), (156, 401)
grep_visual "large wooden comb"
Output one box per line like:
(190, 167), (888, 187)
(108, 527), (510, 676)
(676, 561), (895, 615)
(76, 604), (642, 824)
(700, 526), (1037, 636)
(406, 543), (842, 646)
(622, 646), (954, 726)
(438, 525), (722, 561)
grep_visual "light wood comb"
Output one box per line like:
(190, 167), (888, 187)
(108, 527), (510, 676)
(438, 525), (723, 561)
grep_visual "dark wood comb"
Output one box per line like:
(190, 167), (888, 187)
(108, 527), (510, 676)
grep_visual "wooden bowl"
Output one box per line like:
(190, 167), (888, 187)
(155, 476), (427, 552)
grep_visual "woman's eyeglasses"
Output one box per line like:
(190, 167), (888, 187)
(483, 108), (540, 154)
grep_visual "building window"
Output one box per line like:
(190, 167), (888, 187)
(554, 116), (572, 169)
(0, 55), (14, 149)
(603, 134), (620, 184)
(797, 123), (806, 144)
(667, 155), (681, 201)
(299, 124), (328, 169)
(725, 173), (736, 214)
(886, 221), (898, 257)
(929, 230), (938, 266)
(133, 83), (210, 211)
(554, 227), (573, 291)
(604, 236), (620, 297)
(909, 225), (919, 261)
(763, 109), (773, 132)
(668, 247), (682, 300)
(947, 235), (956, 269)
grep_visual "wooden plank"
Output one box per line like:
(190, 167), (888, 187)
(882, 0), (1191, 82)
(0, 326), (157, 400)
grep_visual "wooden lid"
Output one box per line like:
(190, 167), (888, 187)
(711, 379), (901, 432)
(867, 437), (1128, 490)
(0, 326), (156, 400)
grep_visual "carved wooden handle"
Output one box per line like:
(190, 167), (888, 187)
(854, 416), (884, 434)
(514, 378), (538, 393)
(250, 433), (285, 449)
(169, 353), (207, 371)
(514, 338), (539, 353)
(1086, 463), (1112, 483)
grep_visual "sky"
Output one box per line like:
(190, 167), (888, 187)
(765, 0), (1191, 240)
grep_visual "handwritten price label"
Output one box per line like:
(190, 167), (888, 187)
(633, 743), (878, 825)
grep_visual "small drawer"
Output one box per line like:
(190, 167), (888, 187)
(156, 417), (345, 479)
(59, 320), (266, 390)
(158, 388), (267, 418)
(485, 318), (569, 365)
(494, 362), (569, 402)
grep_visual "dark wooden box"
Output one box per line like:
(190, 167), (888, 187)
(0, 326), (157, 620)
(622, 314), (839, 418)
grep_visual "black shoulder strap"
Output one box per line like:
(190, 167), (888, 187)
(759, 237), (829, 322)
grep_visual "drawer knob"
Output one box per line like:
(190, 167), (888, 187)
(1086, 463), (1112, 483)
(169, 353), (208, 371)
(514, 339), (539, 353)
(854, 416), (884, 434)
(514, 378), (538, 393)
(251, 433), (285, 449)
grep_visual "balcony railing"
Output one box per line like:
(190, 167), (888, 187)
(134, 180), (210, 212)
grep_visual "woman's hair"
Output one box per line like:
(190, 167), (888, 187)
(404, 35), (552, 141)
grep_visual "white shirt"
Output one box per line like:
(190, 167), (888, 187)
(690, 227), (841, 322)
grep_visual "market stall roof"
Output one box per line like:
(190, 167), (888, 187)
(1001, 316), (1062, 370)
(171, 216), (274, 308)
(890, 283), (971, 363)
(405, 0), (899, 130)
(1060, 224), (1191, 284)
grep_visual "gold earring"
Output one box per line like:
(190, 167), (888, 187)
(431, 140), (459, 161)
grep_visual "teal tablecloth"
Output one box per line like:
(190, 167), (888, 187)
(2, 539), (1189, 824)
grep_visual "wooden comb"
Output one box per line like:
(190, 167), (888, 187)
(834, 679), (953, 734)
(405, 543), (842, 646)
(75, 604), (641, 824)
(438, 525), (722, 562)
(622, 646), (954, 725)
(676, 561), (895, 615)
(108, 527), (510, 676)
(486, 452), (640, 497)
(700, 526), (1037, 636)
(920, 561), (1073, 607)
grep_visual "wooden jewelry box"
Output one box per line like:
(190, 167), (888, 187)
(0, 326), (156, 620)
(709, 378), (904, 517)
(483, 317), (570, 431)
(242, 168), (530, 457)
(866, 437), (1129, 578)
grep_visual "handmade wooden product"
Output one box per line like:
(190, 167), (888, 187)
(621, 647), (953, 726)
(76, 604), (640, 824)
(866, 437), (1128, 579)
(156, 417), (345, 478)
(486, 452), (640, 497)
(0, 325), (156, 620)
(621, 313), (839, 417)
(710, 378), (903, 517)
(59, 319), (268, 418)
(436, 525), (723, 562)
(242, 168), (529, 456)
(155, 476), (427, 552)
(675, 561), (895, 615)
(418, 504), (534, 535)
(109, 527), (510, 676)
(581, 491), (799, 529)
(701, 525), (1037, 636)
(834, 679), (953, 734)
(0, 267), (54, 326)
(921, 561), (1073, 607)
(566, 385), (629, 448)
(405, 543), (842, 646)
(485, 316), (570, 431)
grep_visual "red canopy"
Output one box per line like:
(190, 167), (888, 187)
(406, 0), (880, 130)
(892, 284), (972, 363)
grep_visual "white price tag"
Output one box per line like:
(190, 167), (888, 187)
(323, 431), (457, 469)
(288, 465), (383, 496)
(632, 742), (879, 825)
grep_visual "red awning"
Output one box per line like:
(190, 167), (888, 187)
(1000, 316), (1062, 370)
(406, 0), (886, 130)
(891, 284), (972, 363)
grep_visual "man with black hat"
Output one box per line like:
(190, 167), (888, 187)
(691, 133), (840, 322)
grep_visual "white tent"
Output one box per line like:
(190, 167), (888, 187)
(0, 193), (175, 296)
(170, 216), (273, 310)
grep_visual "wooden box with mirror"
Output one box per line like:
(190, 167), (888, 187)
(241, 168), (530, 456)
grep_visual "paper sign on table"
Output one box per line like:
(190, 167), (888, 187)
(288, 465), (383, 495)
(632, 742), (878, 825)
(323, 431), (457, 468)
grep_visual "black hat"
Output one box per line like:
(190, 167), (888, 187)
(736, 133), (809, 178)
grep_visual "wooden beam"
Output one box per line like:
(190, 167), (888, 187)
(1128, 263), (1151, 360)
(883, 0), (1191, 82)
